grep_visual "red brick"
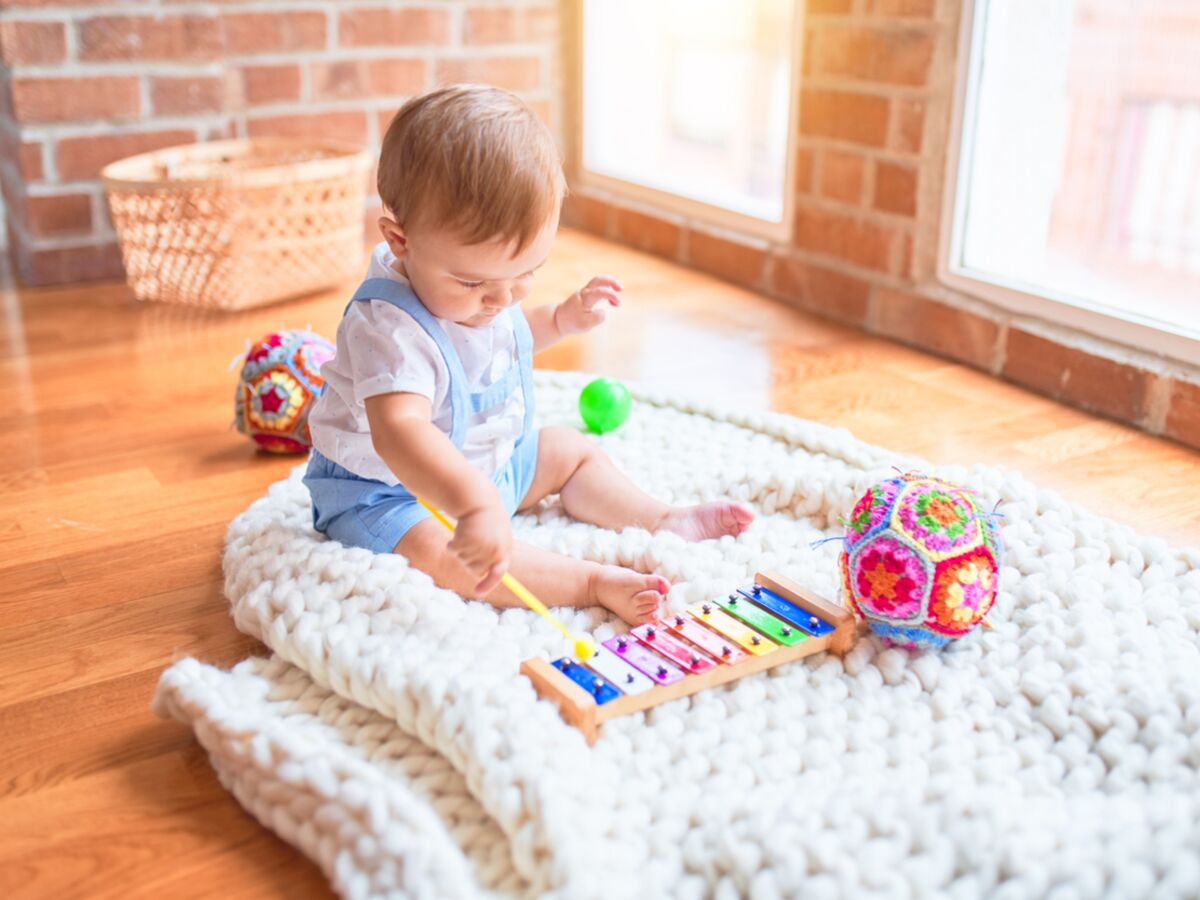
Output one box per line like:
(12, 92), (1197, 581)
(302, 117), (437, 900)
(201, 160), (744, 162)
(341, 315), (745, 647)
(376, 108), (398, 142)
(871, 0), (937, 16)
(561, 193), (611, 236)
(770, 255), (870, 325)
(892, 98), (925, 153)
(810, 25), (935, 86)
(435, 56), (541, 92)
(222, 11), (326, 55)
(464, 6), (556, 44)
(23, 192), (92, 236)
(0, 19), (66, 64)
(311, 59), (426, 101)
(875, 288), (1000, 368)
(898, 230), (914, 279)
(78, 14), (221, 61)
(0, 129), (43, 181)
(1, 0), (143, 6)
(10, 76), (140, 124)
(247, 111), (369, 146)
(150, 75), (227, 115)
(820, 149), (865, 204)
(800, 89), (890, 147)
(1164, 378), (1200, 449)
(1003, 329), (1158, 423)
(874, 161), (917, 215)
(687, 229), (767, 289)
(338, 8), (450, 48)
(807, 0), (853, 13)
(56, 129), (196, 180)
(17, 240), (125, 287)
(612, 206), (681, 259)
(369, 59), (428, 96)
(528, 98), (552, 128)
(795, 146), (815, 194)
(241, 64), (301, 106)
(793, 204), (897, 272)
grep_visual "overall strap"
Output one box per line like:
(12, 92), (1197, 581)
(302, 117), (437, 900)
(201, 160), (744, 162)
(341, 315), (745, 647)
(345, 277), (471, 448)
(509, 305), (536, 443)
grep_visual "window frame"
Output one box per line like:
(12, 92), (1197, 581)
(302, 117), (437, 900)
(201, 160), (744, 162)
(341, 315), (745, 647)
(938, 0), (1200, 366)
(565, 0), (803, 243)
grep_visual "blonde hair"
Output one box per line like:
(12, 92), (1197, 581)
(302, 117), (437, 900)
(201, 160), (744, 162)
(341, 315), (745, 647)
(378, 84), (566, 253)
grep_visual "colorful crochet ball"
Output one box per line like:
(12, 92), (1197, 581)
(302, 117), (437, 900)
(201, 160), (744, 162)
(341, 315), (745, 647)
(839, 472), (1002, 650)
(233, 329), (334, 454)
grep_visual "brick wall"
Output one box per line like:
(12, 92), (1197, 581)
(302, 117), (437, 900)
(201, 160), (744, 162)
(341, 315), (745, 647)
(562, 0), (1200, 451)
(0, 0), (558, 286)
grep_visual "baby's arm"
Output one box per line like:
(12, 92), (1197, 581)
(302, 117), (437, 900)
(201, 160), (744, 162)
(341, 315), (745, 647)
(527, 275), (623, 353)
(365, 392), (511, 593)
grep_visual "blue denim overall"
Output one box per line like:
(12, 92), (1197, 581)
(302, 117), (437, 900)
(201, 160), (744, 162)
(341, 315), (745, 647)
(303, 276), (538, 553)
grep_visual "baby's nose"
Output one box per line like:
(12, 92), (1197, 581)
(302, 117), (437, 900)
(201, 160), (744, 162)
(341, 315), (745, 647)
(485, 287), (514, 307)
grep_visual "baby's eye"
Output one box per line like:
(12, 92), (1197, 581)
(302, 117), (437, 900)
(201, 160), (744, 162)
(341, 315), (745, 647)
(457, 279), (484, 289)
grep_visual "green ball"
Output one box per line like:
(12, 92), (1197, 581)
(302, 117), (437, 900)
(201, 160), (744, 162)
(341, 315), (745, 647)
(579, 377), (631, 434)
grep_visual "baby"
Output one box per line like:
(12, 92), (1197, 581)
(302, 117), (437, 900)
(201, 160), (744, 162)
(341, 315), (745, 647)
(305, 84), (754, 626)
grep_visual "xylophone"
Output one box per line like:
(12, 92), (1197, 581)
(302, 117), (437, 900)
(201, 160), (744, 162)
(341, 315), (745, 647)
(521, 571), (859, 744)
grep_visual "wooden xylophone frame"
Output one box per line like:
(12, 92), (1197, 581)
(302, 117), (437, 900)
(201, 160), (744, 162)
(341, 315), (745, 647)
(520, 571), (860, 744)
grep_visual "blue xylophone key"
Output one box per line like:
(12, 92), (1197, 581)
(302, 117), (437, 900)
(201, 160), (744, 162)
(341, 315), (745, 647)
(552, 658), (621, 704)
(737, 585), (835, 636)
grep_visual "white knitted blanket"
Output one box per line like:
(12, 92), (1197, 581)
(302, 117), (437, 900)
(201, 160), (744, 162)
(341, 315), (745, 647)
(154, 371), (1200, 899)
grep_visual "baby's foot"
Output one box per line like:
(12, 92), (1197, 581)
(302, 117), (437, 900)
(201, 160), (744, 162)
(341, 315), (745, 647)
(655, 501), (755, 542)
(590, 566), (670, 626)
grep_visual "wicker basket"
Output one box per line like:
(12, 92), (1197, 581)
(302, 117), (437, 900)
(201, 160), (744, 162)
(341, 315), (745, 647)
(102, 138), (372, 310)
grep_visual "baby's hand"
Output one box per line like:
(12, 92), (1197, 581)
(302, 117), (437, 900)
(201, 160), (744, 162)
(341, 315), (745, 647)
(448, 502), (512, 595)
(555, 275), (622, 336)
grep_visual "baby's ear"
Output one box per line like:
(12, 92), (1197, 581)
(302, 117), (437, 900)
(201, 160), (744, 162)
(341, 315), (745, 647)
(378, 216), (408, 258)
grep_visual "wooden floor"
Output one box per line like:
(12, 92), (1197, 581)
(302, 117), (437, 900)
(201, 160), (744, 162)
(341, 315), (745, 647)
(2, 228), (1197, 898)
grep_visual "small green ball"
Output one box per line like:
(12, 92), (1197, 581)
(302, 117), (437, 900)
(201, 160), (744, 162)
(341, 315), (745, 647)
(579, 377), (631, 434)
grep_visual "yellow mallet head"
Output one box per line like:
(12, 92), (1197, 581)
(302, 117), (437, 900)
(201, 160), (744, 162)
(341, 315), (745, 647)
(574, 636), (596, 661)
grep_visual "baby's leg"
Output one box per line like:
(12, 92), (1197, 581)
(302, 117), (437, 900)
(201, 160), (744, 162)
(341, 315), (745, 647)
(521, 426), (754, 540)
(395, 518), (668, 626)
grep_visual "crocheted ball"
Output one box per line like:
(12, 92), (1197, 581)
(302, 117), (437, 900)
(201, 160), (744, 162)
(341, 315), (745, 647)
(840, 472), (1002, 650)
(234, 330), (334, 454)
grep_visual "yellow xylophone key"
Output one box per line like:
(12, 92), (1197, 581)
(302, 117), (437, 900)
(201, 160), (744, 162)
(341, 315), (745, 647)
(687, 602), (778, 656)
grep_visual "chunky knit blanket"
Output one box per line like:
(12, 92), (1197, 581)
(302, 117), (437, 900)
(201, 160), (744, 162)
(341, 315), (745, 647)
(154, 371), (1200, 899)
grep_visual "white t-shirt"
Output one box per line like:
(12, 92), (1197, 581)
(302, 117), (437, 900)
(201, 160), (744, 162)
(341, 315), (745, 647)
(308, 241), (526, 485)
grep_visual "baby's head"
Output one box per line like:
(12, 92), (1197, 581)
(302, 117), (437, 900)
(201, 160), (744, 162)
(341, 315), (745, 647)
(377, 84), (566, 327)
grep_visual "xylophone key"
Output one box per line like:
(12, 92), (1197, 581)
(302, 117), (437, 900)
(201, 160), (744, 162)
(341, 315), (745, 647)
(583, 645), (656, 695)
(738, 585), (835, 636)
(631, 624), (718, 673)
(603, 635), (686, 685)
(662, 611), (750, 666)
(552, 658), (621, 704)
(716, 593), (810, 647)
(687, 602), (778, 655)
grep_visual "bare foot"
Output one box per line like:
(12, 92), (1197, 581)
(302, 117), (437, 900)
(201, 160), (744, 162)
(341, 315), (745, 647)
(655, 501), (755, 542)
(589, 566), (670, 626)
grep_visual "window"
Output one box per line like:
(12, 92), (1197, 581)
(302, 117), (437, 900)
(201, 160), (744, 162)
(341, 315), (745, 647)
(576, 0), (799, 238)
(943, 0), (1200, 363)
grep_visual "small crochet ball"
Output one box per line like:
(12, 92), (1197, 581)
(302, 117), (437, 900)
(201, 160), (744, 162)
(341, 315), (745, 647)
(233, 330), (334, 454)
(840, 472), (1002, 650)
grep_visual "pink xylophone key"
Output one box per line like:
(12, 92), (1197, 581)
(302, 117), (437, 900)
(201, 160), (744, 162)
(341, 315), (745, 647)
(630, 623), (718, 673)
(662, 612), (749, 666)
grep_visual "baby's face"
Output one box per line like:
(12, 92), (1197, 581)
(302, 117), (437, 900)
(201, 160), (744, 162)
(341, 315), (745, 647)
(391, 212), (558, 327)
